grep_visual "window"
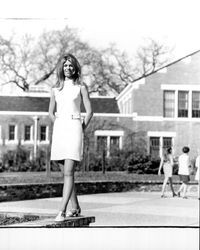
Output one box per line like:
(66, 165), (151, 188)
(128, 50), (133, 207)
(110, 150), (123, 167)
(178, 91), (189, 117)
(40, 126), (47, 141)
(95, 130), (124, 157)
(163, 91), (175, 117)
(110, 136), (120, 155)
(162, 85), (200, 119)
(149, 137), (160, 158)
(148, 132), (174, 158)
(163, 137), (172, 150)
(192, 91), (200, 117)
(97, 136), (120, 156)
(9, 125), (15, 140)
(5, 125), (18, 144)
(24, 125), (31, 141)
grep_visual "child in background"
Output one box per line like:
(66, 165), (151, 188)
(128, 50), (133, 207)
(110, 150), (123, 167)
(158, 147), (177, 198)
(177, 146), (191, 199)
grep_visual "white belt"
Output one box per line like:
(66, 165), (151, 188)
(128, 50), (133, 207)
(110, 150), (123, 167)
(55, 112), (82, 120)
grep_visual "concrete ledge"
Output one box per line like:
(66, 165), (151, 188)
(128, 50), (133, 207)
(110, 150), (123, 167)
(19, 217), (95, 227)
(6, 216), (95, 228)
(0, 212), (95, 227)
(0, 181), (198, 202)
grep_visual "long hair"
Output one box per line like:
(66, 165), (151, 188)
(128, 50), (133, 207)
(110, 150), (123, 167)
(55, 53), (81, 89)
(163, 147), (172, 161)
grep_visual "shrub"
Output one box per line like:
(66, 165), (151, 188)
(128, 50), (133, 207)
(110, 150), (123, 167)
(1, 147), (46, 172)
(126, 152), (160, 174)
(87, 152), (104, 171)
(83, 149), (132, 172)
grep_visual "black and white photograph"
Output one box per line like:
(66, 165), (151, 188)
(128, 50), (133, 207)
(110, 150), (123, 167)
(0, 0), (199, 249)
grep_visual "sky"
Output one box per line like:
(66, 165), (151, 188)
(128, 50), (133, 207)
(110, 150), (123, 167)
(1, 0), (200, 61)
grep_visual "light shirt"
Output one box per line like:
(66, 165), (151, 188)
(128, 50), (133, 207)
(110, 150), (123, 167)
(178, 153), (190, 175)
(195, 155), (200, 169)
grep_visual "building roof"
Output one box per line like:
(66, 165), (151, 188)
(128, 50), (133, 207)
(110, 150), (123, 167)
(81, 97), (119, 113)
(0, 96), (119, 114)
(117, 49), (200, 100)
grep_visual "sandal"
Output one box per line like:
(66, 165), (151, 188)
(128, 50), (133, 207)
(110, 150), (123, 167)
(66, 208), (81, 217)
(54, 211), (65, 222)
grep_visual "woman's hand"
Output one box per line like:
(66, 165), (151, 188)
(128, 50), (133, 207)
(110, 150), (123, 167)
(48, 89), (56, 123)
(80, 83), (93, 131)
(82, 120), (86, 132)
(49, 113), (55, 123)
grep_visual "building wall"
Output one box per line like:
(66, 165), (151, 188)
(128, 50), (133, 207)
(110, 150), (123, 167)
(0, 114), (52, 160)
(0, 113), (135, 164)
(83, 116), (135, 154)
(117, 52), (200, 159)
(132, 53), (200, 117)
(132, 120), (200, 158)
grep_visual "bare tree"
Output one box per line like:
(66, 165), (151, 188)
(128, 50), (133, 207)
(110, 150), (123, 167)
(135, 38), (172, 77)
(0, 34), (35, 91)
(0, 26), (87, 91)
(107, 38), (173, 88)
(0, 27), (173, 95)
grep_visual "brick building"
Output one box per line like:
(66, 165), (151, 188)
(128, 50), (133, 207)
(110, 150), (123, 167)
(0, 94), (133, 165)
(117, 50), (200, 159)
(1, 50), (200, 167)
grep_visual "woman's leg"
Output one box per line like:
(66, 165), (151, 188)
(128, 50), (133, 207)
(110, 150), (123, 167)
(59, 159), (75, 212)
(70, 183), (80, 210)
(68, 161), (80, 210)
(177, 183), (184, 196)
(169, 177), (176, 195)
(182, 183), (188, 198)
(161, 177), (169, 196)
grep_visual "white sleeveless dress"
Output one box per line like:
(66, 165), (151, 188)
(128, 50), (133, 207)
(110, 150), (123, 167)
(163, 154), (173, 178)
(50, 80), (83, 162)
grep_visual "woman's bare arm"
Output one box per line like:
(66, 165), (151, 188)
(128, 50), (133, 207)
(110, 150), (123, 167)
(80, 83), (93, 130)
(158, 157), (164, 175)
(49, 89), (56, 122)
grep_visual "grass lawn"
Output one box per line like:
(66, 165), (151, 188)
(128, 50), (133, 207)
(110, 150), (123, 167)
(0, 171), (193, 185)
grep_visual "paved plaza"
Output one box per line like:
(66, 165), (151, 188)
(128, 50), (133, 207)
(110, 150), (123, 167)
(0, 190), (199, 227)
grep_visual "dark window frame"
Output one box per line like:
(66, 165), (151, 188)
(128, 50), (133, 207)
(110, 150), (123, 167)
(163, 90), (175, 118)
(8, 125), (15, 141)
(40, 125), (47, 141)
(178, 91), (189, 117)
(192, 91), (200, 118)
(24, 125), (31, 141)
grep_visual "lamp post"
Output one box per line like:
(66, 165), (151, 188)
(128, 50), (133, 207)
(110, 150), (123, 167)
(33, 116), (39, 159)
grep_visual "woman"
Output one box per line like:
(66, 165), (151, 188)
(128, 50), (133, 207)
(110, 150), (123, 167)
(177, 146), (191, 199)
(158, 147), (177, 198)
(49, 53), (93, 222)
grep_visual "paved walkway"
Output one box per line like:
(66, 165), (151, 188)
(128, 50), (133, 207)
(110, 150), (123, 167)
(0, 190), (199, 227)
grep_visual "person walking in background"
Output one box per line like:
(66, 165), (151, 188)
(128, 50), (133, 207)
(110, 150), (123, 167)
(158, 147), (177, 198)
(195, 151), (200, 200)
(177, 146), (191, 199)
(49, 53), (93, 222)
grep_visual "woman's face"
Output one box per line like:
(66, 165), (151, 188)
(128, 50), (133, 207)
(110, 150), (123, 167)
(63, 59), (76, 79)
